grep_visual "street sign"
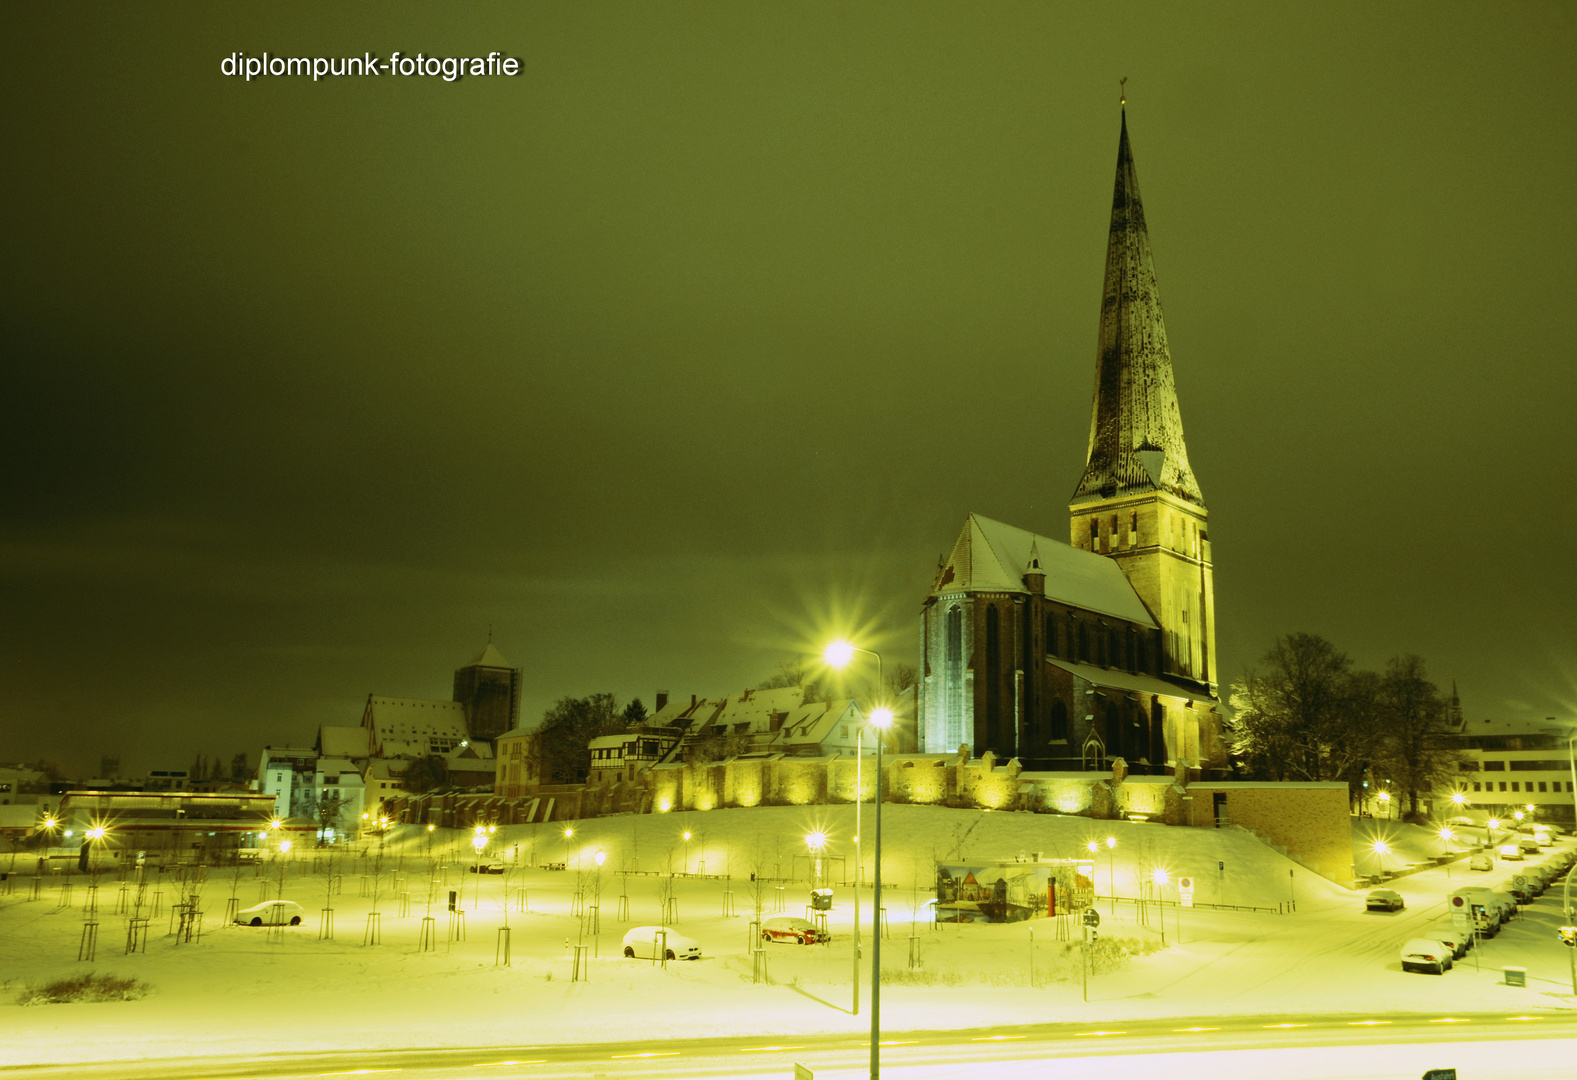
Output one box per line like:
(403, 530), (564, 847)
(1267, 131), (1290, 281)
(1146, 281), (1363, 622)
(1514, 875), (1527, 887)
(794, 1064), (814, 1080)
(1179, 876), (1194, 908)
(1452, 912), (1470, 930)
(1083, 908), (1101, 928)
(1179, 876), (1194, 890)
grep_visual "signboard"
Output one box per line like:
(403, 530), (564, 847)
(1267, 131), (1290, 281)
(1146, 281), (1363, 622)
(1514, 875), (1527, 887)
(1083, 907), (1101, 928)
(1179, 876), (1194, 908)
(1421, 1069), (1458, 1080)
(935, 859), (1092, 924)
(1452, 912), (1470, 930)
(794, 1064), (814, 1080)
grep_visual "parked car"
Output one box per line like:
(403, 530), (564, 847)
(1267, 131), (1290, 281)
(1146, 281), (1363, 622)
(1519, 838), (1542, 856)
(621, 926), (701, 961)
(1430, 922), (1472, 959)
(1469, 851), (1494, 871)
(235, 900), (304, 926)
(467, 862), (505, 874)
(760, 916), (829, 945)
(1400, 938), (1453, 975)
(1365, 889), (1405, 912)
(1497, 843), (1524, 861)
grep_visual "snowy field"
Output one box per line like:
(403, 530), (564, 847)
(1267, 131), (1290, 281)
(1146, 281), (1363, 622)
(2, 804), (1574, 1068)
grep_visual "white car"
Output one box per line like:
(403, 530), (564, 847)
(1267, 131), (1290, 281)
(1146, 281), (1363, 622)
(234, 900), (304, 926)
(1497, 843), (1524, 861)
(1400, 937), (1453, 975)
(621, 926), (701, 960)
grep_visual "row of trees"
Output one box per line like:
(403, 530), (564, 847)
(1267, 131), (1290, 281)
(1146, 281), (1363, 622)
(188, 752), (251, 782)
(1227, 633), (1460, 817)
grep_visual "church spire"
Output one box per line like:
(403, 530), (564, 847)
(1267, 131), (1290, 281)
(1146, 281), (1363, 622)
(1071, 107), (1204, 508)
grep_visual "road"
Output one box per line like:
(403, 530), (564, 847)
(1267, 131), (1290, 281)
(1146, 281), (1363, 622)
(6, 1012), (1572, 1080)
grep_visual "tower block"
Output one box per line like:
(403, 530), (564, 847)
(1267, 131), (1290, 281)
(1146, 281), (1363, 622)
(1069, 110), (1216, 695)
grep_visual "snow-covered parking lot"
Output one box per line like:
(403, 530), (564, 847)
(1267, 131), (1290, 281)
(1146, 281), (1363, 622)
(3, 805), (1574, 1068)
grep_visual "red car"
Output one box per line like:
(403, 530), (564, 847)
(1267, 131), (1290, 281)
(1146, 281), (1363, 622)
(761, 916), (828, 945)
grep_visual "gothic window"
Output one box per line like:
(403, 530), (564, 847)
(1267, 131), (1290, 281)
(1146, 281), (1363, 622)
(1045, 615), (1056, 657)
(1050, 699), (1068, 741)
(946, 606), (962, 661)
(1130, 511), (1139, 547)
(985, 604), (1001, 744)
(1089, 517), (1100, 552)
(1077, 620), (1088, 663)
(1150, 699), (1166, 766)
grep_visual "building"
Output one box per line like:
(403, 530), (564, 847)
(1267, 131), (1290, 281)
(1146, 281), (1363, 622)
(362, 695), (471, 758)
(452, 642), (522, 741)
(1437, 716), (1576, 828)
(918, 108), (1225, 776)
(258, 747), (318, 819)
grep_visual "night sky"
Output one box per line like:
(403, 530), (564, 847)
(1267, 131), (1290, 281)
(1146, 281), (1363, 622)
(4, 4), (1574, 777)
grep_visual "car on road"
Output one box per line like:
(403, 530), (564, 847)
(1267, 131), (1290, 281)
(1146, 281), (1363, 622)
(1518, 838), (1542, 856)
(467, 862), (505, 874)
(1365, 889), (1405, 912)
(1400, 938), (1453, 975)
(760, 916), (829, 945)
(1497, 843), (1524, 861)
(235, 900), (304, 926)
(1469, 851), (1494, 871)
(621, 926), (701, 961)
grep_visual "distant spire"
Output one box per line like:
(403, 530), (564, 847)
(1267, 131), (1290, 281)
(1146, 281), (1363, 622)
(1071, 104), (1204, 507)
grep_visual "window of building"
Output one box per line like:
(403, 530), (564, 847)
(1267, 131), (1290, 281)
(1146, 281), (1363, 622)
(1499, 782), (1507, 791)
(946, 606), (962, 661)
(1511, 782), (1519, 792)
(1458, 761), (1479, 771)
(1569, 782), (1575, 793)
(1472, 782), (1481, 792)
(1482, 760), (1505, 771)
(1510, 760), (1567, 771)
(1539, 782), (1548, 792)
(1090, 518), (1100, 551)
(1129, 511), (1138, 546)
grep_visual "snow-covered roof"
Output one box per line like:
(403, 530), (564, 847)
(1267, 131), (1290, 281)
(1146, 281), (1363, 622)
(931, 513), (1158, 628)
(462, 643), (512, 670)
(363, 697), (469, 757)
(779, 699), (864, 749)
(1046, 658), (1218, 706)
(705, 686), (805, 736)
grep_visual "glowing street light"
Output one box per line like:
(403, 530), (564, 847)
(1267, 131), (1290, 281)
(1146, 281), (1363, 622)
(1369, 838), (1390, 878)
(1376, 791), (1391, 819)
(683, 830), (692, 875)
(824, 636), (887, 1024)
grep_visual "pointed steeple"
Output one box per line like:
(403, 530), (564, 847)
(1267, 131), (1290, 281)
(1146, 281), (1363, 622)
(1071, 108), (1204, 508)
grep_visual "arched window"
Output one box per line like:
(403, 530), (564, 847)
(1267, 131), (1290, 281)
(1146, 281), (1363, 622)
(946, 606), (962, 661)
(985, 605), (1002, 752)
(1050, 699), (1068, 741)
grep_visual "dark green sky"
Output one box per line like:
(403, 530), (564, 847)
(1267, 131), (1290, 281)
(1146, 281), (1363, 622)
(4, 3), (1574, 775)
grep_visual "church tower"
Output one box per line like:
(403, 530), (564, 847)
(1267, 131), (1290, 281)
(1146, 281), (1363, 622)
(1069, 108), (1217, 696)
(452, 642), (522, 742)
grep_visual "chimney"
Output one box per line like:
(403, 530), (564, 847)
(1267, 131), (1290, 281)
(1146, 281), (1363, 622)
(655, 691), (669, 712)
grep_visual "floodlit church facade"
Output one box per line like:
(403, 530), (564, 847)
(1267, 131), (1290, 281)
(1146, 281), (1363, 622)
(919, 110), (1226, 777)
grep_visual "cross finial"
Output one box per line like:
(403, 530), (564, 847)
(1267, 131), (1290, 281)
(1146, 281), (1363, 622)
(1119, 77), (1127, 107)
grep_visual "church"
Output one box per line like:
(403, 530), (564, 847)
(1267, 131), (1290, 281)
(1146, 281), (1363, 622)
(918, 109), (1227, 778)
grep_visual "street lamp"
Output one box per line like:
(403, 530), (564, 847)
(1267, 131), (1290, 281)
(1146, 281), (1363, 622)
(1369, 839), (1389, 878)
(683, 830), (691, 875)
(866, 705), (894, 1079)
(1376, 791), (1391, 819)
(824, 637), (885, 1024)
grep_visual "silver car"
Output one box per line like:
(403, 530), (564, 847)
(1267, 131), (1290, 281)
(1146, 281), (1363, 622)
(234, 899), (304, 926)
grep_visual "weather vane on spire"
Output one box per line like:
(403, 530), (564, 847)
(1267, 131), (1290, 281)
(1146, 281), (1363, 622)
(1120, 76), (1127, 107)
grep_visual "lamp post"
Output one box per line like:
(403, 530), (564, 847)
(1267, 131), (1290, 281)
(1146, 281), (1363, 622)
(683, 830), (691, 875)
(867, 705), (893, 1079)
(1377, 791), (1391, 820)
(1369, 839), (1389, 879)
(1151, 868), (1170, 945)
(825, 638), (885, 1023)
(472, 834), (487, 910)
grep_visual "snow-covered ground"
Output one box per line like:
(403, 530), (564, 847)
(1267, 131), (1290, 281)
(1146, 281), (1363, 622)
(2, 804), (1574, 1068)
